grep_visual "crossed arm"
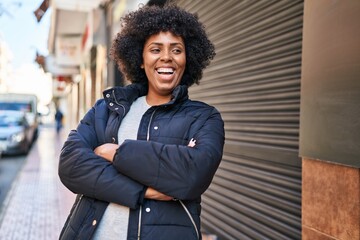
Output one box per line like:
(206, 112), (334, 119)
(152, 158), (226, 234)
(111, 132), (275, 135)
(93, 138), (197, 201)
(59, 102), (224, 207)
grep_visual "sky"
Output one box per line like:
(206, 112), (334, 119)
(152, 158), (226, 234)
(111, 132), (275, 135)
(0, 0), (52, 106)
(0, 0), (51, 68)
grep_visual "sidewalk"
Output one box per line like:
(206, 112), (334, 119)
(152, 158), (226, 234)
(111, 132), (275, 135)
(0, 125), (218, 240)
(0, 126), (75, 240)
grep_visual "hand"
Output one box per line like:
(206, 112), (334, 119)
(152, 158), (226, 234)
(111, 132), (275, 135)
(188, 138), (196, 147)
(94, 143), (119, 162)
(145, 187), (173, 201)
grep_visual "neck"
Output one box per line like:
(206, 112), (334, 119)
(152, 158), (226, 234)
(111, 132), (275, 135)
(146, 92), (171, 106)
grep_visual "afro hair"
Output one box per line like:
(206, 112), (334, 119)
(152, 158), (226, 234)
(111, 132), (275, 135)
(110, 4), (215, 87)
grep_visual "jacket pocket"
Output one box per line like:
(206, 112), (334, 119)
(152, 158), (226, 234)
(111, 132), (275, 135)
(140, 200), (200, 239)
(179, 200), (199, 239)
(141, 224), (198, 240)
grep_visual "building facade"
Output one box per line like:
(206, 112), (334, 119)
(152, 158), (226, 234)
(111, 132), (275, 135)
(45, 0), (360, 239)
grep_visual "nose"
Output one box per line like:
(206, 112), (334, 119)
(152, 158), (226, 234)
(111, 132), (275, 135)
(160, 50), (172, 62)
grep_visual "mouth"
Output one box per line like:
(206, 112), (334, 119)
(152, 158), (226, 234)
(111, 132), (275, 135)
(156, 67), (174, 75)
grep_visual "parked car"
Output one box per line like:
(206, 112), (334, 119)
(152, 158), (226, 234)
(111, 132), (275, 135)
(0, 93), (39, 139)
(0, 110), (36, 155)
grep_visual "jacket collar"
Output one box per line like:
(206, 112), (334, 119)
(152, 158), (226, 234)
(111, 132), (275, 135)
(103, 83), (189, 113)
(165, 84), (189, 106)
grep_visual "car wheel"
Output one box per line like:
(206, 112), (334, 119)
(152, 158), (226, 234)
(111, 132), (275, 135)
(21, 140), (30, 155)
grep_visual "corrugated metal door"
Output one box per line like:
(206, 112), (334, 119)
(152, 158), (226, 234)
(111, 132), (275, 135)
(174, 1), (303, 239)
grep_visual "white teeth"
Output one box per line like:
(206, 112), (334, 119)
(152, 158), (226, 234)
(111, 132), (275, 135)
(157, 68), (174, 74)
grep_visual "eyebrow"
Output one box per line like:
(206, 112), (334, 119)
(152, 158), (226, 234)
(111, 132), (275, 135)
(147, 42), (184, 47)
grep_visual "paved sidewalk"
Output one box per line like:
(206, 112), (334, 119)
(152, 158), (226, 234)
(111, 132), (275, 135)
(0, 126), (75, 240)
(0, 125), (218, 240)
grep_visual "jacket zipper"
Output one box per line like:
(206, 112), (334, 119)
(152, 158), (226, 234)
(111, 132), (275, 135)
(146, 109), (157, 141)
(111, 90), (126, 117)
(138, 108), (157, 240)
(137, 107), (198, 239)
(137, 205), (142, 240)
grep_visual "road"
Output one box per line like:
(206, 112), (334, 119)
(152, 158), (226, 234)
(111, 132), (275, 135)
(0, 126), (76, 239)
(0, 155), (26, 208)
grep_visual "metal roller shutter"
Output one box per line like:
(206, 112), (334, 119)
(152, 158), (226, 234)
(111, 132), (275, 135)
(174, 1), (303, 239)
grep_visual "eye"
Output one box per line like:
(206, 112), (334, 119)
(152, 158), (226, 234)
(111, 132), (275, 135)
(150, 48), (160, 53)
(172, 48), (183, 54)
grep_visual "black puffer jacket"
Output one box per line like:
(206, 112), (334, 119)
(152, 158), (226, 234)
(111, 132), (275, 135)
(58, 83), (225, 240)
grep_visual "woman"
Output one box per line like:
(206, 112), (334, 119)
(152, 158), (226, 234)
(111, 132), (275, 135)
(58, 4), (224, 240)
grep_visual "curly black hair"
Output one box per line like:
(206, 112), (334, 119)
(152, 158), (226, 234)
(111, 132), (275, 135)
(110, 4), (215, 87)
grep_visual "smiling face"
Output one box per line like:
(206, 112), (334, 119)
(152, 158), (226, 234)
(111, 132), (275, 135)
(142, 31), (186, 105)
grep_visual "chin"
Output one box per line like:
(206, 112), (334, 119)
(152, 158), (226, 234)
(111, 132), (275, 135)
(157, 83), (176, 90)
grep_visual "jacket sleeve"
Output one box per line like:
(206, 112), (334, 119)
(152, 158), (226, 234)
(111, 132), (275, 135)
(58, 101), (145, 209)
(112, 107), (225, 200)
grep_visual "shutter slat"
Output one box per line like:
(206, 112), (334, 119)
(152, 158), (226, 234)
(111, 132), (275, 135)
(175, 0), (303, 239)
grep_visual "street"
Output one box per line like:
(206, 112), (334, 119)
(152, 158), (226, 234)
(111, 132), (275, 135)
(0, 155), (26, 208)
(0, 125), (75, 239)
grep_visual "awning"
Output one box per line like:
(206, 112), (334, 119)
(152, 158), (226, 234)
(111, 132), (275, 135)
(34, 0), (50, 22)
(48, 0), (108, 55)
(46, 0), (110, 77)
(44, 55), (80, 76)
(52, 0), (107, 12)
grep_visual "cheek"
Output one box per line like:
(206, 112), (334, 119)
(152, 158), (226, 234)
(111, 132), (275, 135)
(180, 56), (186, 69)
(144, 68), (153, 79)
(180, 60), (186, 73)
(144, 56), (157, 68)
(143, 60), (154, 73)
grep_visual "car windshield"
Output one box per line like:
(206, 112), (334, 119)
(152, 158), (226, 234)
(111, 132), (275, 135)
(0, 115), (23, 127)
(0, 102), (32, 112)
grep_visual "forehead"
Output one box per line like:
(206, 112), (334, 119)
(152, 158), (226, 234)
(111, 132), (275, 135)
(145, 31), (184, 45)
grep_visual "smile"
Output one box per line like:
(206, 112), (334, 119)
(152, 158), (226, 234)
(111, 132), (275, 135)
(156, 67), (174, 75)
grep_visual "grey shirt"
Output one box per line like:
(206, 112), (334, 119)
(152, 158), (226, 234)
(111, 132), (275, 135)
(93, 96), (151, 239)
